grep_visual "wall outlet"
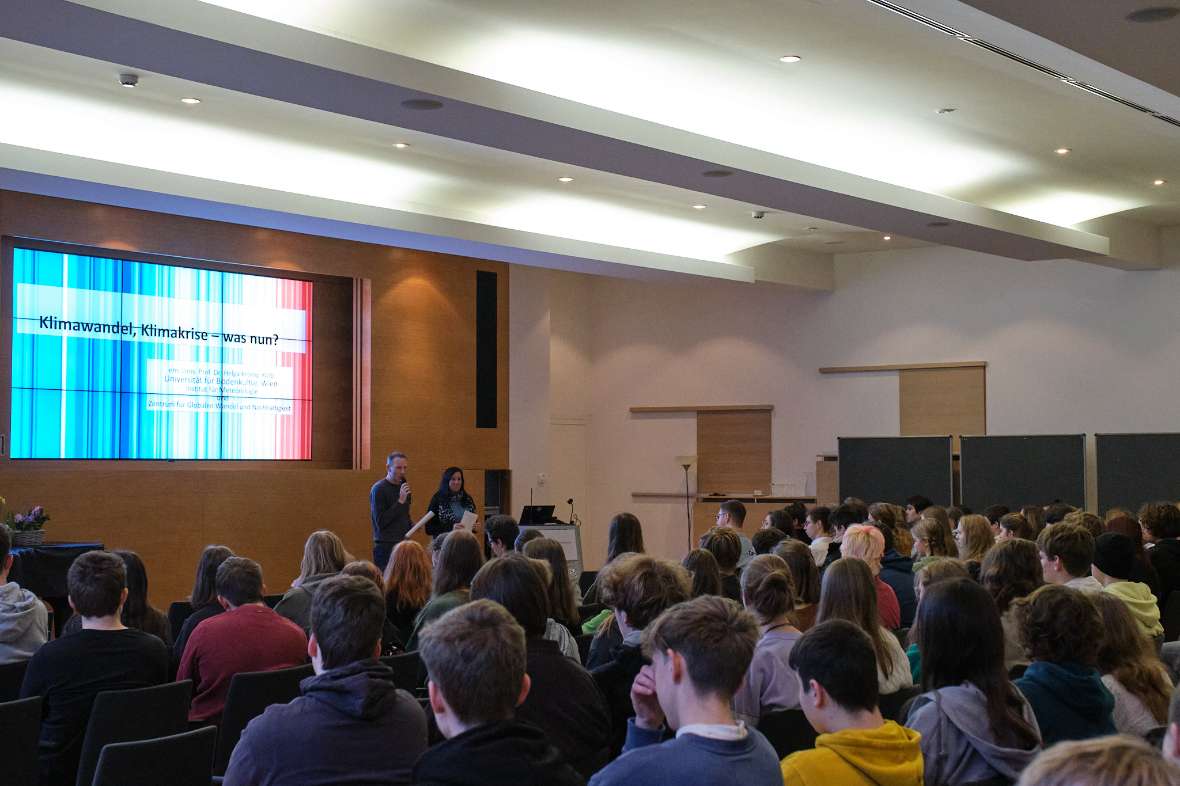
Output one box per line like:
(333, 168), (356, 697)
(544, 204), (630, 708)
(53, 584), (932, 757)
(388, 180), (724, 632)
(537, 472), (548, 486)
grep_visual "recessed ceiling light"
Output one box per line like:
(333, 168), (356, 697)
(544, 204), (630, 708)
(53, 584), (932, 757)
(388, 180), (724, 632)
(180, 97), (201, 105)
(1154, 178), (1167, 186)
(702, 169), (734, 178)
(778, 55), (802, 63)
(1126, 6), (1180, 22)
(118, 73), (138, 88)
(1055, 147), (1071, 155)
(805, 226), (819, 232)
(401, 98), (444, 111)
(883, 235), (892, 241)
(691, 204), (707, 210)
(936, 107), (957, 114)
(557, 176), (574, 183)
(393, 142), (410, 149)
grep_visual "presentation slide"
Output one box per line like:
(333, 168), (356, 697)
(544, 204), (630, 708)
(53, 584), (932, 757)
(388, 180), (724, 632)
(10, 247), (313, 459)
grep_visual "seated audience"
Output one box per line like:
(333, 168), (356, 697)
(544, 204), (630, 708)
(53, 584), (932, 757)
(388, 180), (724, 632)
(429, 532), (449, 569)
(906, 558), (971, 682)
(762, 509), (791, 533)
(1037, 522), (1102, 593)
(774, 539), (821, 631)
(1044, 503), (1077, 526)
(382, 539), (432, 649)
(21, 551), (169, 786)
(752, 527), (788, 556)
(0, 523), (49, 664)
(590, 596), (781, 786)
(413, 600), (583, 786)
(1139, 504), (1180, 587)
(954, 514), (995, 575)
(715, 499), (756, 569)
(178, 556), (308, 724)
(486, 514), (520, 558)
(524, 537), (582, 634)
(733, 555), (802, 725)
(700, 526), (743, 602)
(223, 575), (427, 786)
(682, 548), (722, 598)
(1065, 510), (1105, 539)
(1022, 505), (1046, 536)
(780, 620), (923, 786)
(947, 506), (966, 525)
(1093, 592), (1172, 737)
(63, 549), (172, 645)
(1092, 532), (1164, 640)
(1105, 514), (1162, 601)
(340, 560), (401, 655)
(997, 512), (1035, 542)
(513, 528), (543, 552)
(823, 504), (861, 570)
(471, 553), (610, 778)
(906, 578), (1041, 785)
(871, 522), (916, 628)
(524, 558), (581, 661)
(816, 558), (912, 694)
(911, 509), (955, 572)
(783, 501), (810, 542)
(905, 495), (933, 524)
(173, 545), (234, 661)
(983, 505), (1010, 534)
(591, 553), (690, 756)
(840, 525), (901, 629)
(406, 529), (484, 650)
(803, 505), (832, 567)
(871, 502), (914, 557)
(1014, 584), (1116, 745)
(979, 539), (1042, 673)
(275, 530), (349, 633)
(1020, 734), (1180, 786)
(582, 512), (644, 607)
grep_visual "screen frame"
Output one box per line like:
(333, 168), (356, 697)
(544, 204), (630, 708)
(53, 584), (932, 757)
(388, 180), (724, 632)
(2, 235), (330, 466)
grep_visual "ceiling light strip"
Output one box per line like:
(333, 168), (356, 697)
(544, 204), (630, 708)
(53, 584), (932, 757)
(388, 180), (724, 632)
(862, 0), (1180, 132)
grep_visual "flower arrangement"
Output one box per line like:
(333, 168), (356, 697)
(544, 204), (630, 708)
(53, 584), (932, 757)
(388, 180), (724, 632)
(10, 505), (49, 532)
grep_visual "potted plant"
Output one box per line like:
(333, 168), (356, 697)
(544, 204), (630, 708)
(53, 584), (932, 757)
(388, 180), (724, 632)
(7, 504), (49, 547)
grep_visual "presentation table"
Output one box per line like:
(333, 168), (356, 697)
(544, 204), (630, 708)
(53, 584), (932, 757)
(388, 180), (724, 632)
(9, 541), (104, 634)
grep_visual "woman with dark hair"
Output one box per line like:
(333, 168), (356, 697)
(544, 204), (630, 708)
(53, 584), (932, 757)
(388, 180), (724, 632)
(524, 537), (580, 634)
(406, 529), (483, 650)
(681, 548), (722, 598)
(173, 545), (234, 659)
(582, 512), (645, 607)
(979, 539), (1043, 673)
(426, 466), (476, 538)
(1105, 515), (1162, 601)
(905, 578), (1041, 785)
(773, 539), (820, 631)
(817, 558), (912, 693)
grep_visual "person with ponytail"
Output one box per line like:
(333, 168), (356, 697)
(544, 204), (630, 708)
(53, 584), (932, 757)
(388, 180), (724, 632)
(906, 578), (1042, 785)
(733, 555), (803, 726)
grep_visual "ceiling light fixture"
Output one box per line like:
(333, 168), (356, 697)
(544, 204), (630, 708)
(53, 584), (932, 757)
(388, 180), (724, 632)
(557, 176), (574, 182)
(1126, 7), (1180, 22)
(936, 107), (957, 114)
(118, 73), (138, 88)
(393, 142), (410, 149)
(180, 97), (201, 105)
(691, 204), (707, 210)
(778, 55), (802, 63)
(400, 98), (444, 110)
(883, 235), (892, 241)
(1154, 178), (1168, 186)
(1055, 147), (1071, 155)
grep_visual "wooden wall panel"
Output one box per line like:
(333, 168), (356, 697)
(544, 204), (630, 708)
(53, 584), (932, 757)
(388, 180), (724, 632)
(696, 410), (772, 495)
(899, 366), (987, 449)
(0, 191), (509, 606)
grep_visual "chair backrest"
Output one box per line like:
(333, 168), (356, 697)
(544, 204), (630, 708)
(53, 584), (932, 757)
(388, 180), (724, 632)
(579, 570), (598, 596)
(576, 633), (593, 664)
(213, 663), (313, 775)
(91, 726), (217, 786)
(0, 695), (42, 786)
(0, 658), (30, 703)
(757, 708), (818, 759)
(879, 685), (922, 722)
(167, 601), (194, 641)
(577, 603), (605, 624)
(75, 680), (193, 786)
(263, 594), (284, 609)
(1163, 591), (1180, 642)
(379, 652), (425, 693)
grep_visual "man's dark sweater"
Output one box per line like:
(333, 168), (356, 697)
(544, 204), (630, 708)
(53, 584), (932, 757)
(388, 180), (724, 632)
(223, 659), (427, 786)
(519, 637), (611, 778)
(413, 719), (584, 786)
(21, 628), (169, 786)
(370, 478), (412, 543)
(879, 550), (918, 628)
(590, 641), (648, 757)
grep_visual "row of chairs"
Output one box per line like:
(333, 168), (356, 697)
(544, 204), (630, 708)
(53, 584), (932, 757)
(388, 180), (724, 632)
(758, 685), (921, 759)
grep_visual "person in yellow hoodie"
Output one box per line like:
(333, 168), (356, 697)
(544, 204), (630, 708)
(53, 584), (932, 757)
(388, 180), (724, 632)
(1092, 533), (1164, 641)
(780, 619), (924, 786)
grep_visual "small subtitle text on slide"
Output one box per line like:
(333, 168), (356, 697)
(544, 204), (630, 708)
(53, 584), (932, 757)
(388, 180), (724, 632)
(147, 360), (294, 400)
(145, 397), (293, 415)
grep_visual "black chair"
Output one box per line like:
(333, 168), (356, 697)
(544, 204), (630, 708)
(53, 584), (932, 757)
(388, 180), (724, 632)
(879, 686), (922, 722)
(579, 571), (598, 596)
(1007, 664), (1028, 680)
(263, 594), (284, 609)
(379, 652), (425, 694)
(0, 695), (42, 786)
(167, 601), (195, 641)
(576, 603), (605, 625)
(1147, 725), (1168, 749)
(91, 725), (217, 786)
(214, 663), (313, 775)
(758, 709), (818, 759)
(576, 633), (593, 664)
(891, 627), (910, 650)
(75, 680), (193, 786)
(0, 658), (29, 703)
(1163, 591), (1180, 642)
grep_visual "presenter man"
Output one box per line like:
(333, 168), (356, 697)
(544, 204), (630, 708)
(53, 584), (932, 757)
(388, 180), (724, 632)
(370, 451), (411, 571)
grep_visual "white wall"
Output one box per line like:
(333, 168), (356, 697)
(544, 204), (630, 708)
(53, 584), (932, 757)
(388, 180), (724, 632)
(511, 246), (1180, 567)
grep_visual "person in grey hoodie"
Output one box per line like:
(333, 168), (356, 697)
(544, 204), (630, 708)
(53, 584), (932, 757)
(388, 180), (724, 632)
(0, 525), (49, 664)
(906, 578), (1041, 786)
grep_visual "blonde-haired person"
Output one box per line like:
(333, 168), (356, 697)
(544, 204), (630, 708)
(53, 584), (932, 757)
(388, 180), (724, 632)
(955, 514), (996, 577)
(1018, 734), (1180, 786)
(274, 529), (350, 633)
(840, 525), (901, 630)
(732, 555), (803, 726)
(912, 511), (955, 573)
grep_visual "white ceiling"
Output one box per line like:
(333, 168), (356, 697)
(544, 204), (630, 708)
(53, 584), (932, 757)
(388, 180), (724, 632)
(1, 0), (1177, 284)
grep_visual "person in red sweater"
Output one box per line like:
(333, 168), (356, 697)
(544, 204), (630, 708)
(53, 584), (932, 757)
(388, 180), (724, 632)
(178, 556), (308, 723)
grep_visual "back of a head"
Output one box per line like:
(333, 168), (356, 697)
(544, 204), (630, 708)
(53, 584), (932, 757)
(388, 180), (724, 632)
(69, 550), (127, 618)
(434, 529), (485, 596)
(1017, 584), (1103, 666)
(1016, 735), (1180, 786)
(607, 512), (644, 563)
(523, 537), (578, 624)
(513, 528), (542, 552)
(1036, 522), (1095, 578)
(599, 553), (691, 630)
(1044, 503), (1077, 526)
(808, 506), (831, 532)
(868, 502), (899, 530)
(299, 530), (348, 584)
(1139, 502), (1180, 541)
(470, 552), (549, 637)
(341, 560), (385, 591)
(764, 510), (791, 533)
(114, 549), (150, 620)
(817, 558), (877, 632)
(788, 619), (879, 713)
(983, 505), (1010, 525)
(913, 512), (954, 557)
(740, 554), (795, 623)
(1021, 505), (1046, 534)
(216, 556), (264, 607)
(719, 500), (747, 527)
(843, 499), (869, 525)
(700, 526), (742, 573)
(979, 539), (1043, 613)
(840, 524), (885, 564)
(957, 514), (995, 562)
(486, 515), (520, 550)
(829, 504), (862, 533)
(784, 502), (808, 528)
(385, 540), (433, 611)
(917, 578), (1005, 690)
(420, 600), (526, 726)
(907, 495), (933, 513)
(311, 574), (385, 669)
(772, 539), (821, 606)
(682, 548), (722, 598)
(644, 596), (759, 701)
(1094, 591), (1157, 677)
(752, 527), (787, 555)
(192, 545), (234, 607)
(998, 512), (1034, 541)
(1105, 515), (1146, 549)
(914, 557), (971, 598)
(1064, 510), (1104, 539)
